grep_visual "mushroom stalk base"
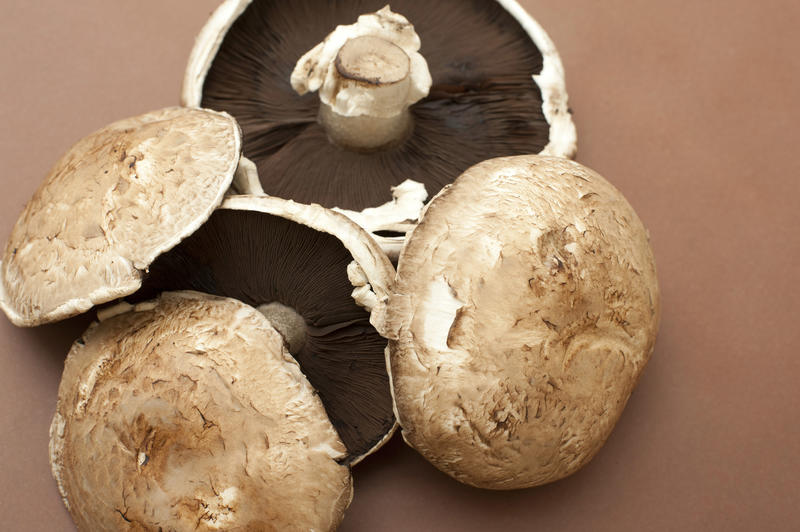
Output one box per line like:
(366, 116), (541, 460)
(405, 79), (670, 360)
(257, 302), (307, 355)
(319, 103), (412, 151)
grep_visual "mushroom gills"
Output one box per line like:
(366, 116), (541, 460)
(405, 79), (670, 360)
(201, 0), (553, 211)
(134, 208), (394, 464)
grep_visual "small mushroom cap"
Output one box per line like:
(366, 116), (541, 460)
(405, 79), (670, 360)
(0, 107), (241, 327)
(50, 291), (352, 531)
(386, 155), (660, 489)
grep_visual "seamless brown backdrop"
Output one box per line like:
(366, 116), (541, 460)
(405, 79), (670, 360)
(1, 1), (798, 530)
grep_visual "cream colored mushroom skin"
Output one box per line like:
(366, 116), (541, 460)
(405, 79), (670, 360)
(0, 107), (240, 327)
(50, 292), (351, 531)
(386, 155), (660, 489)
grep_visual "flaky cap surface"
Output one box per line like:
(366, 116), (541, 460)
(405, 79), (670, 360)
(50, 291), (352, 531)
(0, 107), (240, 326)
(386, 155), (660, 489)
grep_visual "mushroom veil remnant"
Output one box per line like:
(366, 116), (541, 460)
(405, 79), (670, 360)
(50, 292), (352, 531)
(385, 155), (660, 489)
(131, 195), (397, 464)
(0, 107), (242, 327)
(182, 0), (576, 249)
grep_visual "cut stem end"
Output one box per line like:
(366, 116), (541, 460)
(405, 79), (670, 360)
(257, 302), (307, 355)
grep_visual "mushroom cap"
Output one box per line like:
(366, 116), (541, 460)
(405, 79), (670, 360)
(0, 107), (241, 327)
(50, 291), (352, 531)
(182, 0), (575, 211)
(385, 155), (660, 489)
(132, 195), (397, 464)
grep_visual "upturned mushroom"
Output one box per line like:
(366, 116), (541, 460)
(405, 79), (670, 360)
(0, 107), (243, 327)
(50, 291), (352, 531)
(130, 195), (397, 464)
(384, 155), (660, 489)
(182, 0), (576, 249)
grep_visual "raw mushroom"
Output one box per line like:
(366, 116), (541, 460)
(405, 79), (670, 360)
(50, 291), (352, 531)
(182, 0), (576, 239)
(0, 107), (242, 327)
(130, 195), (397, 465)
(384, 155), (660, 489)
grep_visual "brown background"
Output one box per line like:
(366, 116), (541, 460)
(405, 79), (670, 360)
(1, 1), (798, 530)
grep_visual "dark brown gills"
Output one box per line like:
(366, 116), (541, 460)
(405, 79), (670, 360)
(202, 0), (548, 210)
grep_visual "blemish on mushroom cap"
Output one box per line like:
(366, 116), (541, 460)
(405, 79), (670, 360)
(50, 291), (352, 531)
(131, 196), (397, 464)
(0, 107), (241, 327)
(387, 155), (660, 489)
(193, 0), (575, 211)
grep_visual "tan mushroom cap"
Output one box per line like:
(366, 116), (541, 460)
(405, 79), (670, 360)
(49, 291), (352, 531)
(385, 155), (660, 489)
(0, 107), (241, 327)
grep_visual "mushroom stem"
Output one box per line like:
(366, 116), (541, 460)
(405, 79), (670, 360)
(319, 35), (413, 150)
(318, 101), (411, 152)
(291, 6), (432, 151)
(256, 302), (307, 355)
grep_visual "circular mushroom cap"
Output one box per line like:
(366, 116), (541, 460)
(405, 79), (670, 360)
(386, 155), (660, 489)
(0, 107), (241, 327)
(50, 291), (352, 531)
(132, 195), (397, 464)
(188, 0), (575, 211)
